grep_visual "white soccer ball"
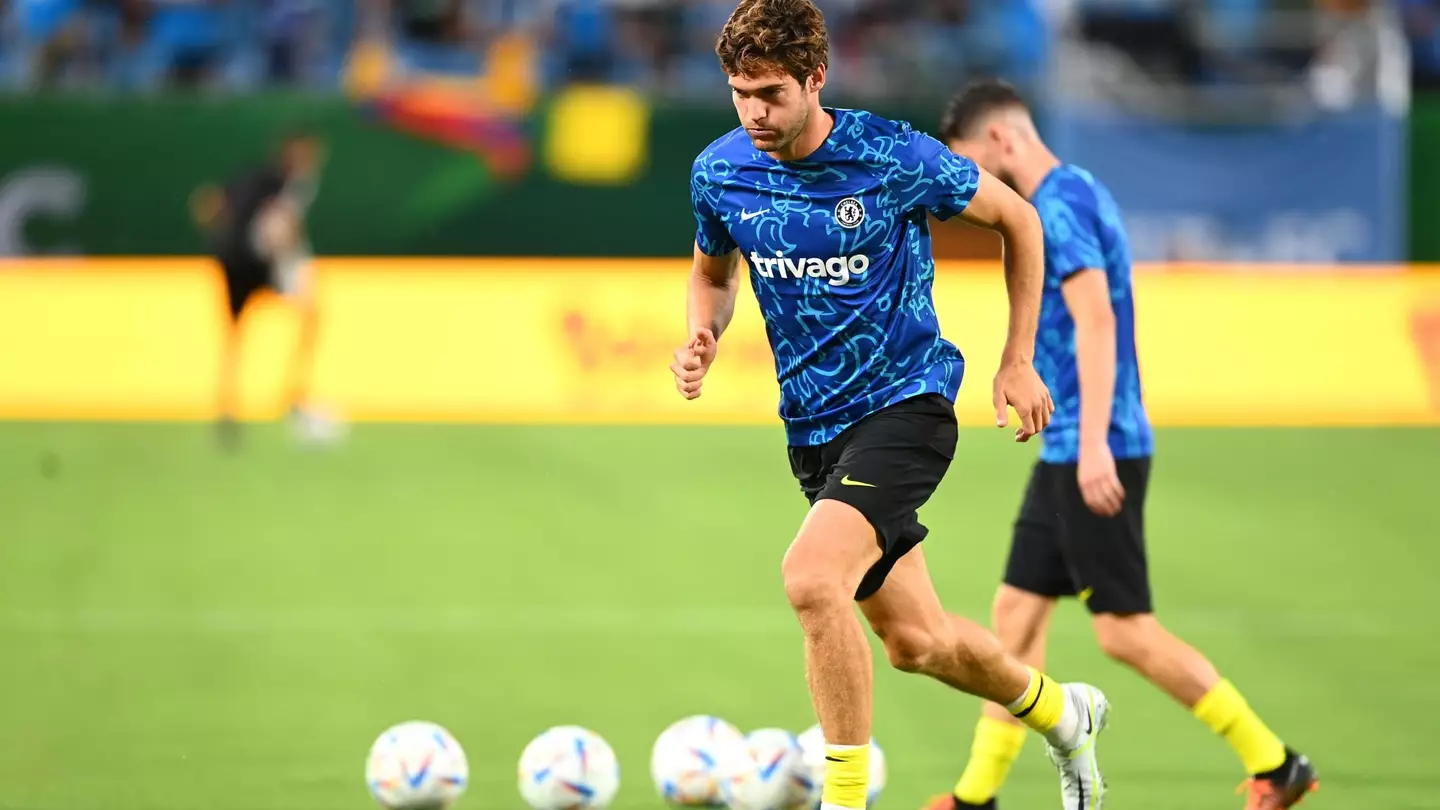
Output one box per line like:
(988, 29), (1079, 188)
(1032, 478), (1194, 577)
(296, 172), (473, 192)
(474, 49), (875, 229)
(741, 728), (810, 810)
(517, 725), (621, 810)
(795, 725), (886, 808)
(365, 720), (469, 810)
(651, 714), (753, 807)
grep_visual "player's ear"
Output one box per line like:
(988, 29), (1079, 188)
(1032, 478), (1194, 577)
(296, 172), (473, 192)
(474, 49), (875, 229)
(988, 121), (1010, 153)
(807, 65), (827, 94)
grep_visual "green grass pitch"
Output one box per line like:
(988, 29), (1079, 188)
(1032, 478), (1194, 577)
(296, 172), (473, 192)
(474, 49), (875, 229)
(0, 424), (1437, 810)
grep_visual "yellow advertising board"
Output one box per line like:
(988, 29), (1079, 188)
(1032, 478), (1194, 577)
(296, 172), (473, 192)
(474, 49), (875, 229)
(0, 258), (1437, 426)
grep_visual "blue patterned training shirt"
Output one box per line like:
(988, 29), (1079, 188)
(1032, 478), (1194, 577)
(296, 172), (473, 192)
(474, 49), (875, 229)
(690, 108), (979, 446)
(1031, 164), (1154, 464)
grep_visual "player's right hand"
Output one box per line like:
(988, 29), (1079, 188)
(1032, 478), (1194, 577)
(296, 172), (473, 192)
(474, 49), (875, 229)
(671, 328), (718, 400)
(993, 358), (1053, 442)
(1078, 445), (1126, 517)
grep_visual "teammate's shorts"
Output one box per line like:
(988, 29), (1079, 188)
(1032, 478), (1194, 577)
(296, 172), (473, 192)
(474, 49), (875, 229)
(217, 246), (309, 320)
(218, 251), (276, 320)
(786, 394), (957, 601)
(1003, 457), (1153, 614)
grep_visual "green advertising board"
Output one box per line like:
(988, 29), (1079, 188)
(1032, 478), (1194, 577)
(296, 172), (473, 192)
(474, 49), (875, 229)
(1411, 98), (1440, 263)
(0, 94), (713, 256)
(0, 93), (948, 258)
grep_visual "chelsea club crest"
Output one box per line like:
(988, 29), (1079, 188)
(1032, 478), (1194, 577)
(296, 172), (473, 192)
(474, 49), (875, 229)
(835, 196), (865, 228)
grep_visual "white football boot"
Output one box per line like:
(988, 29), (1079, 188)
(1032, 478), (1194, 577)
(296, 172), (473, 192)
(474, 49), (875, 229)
(1045, 683), (1110, 810)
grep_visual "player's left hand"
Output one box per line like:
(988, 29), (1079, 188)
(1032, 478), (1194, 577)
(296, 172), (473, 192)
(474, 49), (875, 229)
(993, 359), (1053, 442)
(1078, 445), (1126, 517)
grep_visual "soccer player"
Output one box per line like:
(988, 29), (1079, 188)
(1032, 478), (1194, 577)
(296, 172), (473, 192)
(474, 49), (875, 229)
(670, 2), (1111, 808)
(190, 130), (337, 449)
(929, 80), (1319, 810)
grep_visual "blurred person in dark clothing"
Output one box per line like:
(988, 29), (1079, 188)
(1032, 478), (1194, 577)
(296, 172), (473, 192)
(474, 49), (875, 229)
(394, 0), (466, 43)
(261, 0), (325, 84)
(1405, 0), (1440, 89)
(190, 131), (341, 449)
(1077, 0), (1207, 83)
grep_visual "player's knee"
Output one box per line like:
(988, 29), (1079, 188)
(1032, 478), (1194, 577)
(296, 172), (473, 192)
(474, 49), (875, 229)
(780, 552), (850, 618)
(1092, 613), (1159, 667)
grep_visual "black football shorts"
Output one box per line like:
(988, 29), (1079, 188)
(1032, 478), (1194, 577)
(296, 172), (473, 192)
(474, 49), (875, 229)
(217, 250), (276, 320)
(1003, 457), (1154, 614)
(786, 394), (958, 601)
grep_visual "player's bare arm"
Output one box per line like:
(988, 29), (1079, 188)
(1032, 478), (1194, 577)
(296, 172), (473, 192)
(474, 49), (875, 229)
(957, 168), (1054, 441)
(254, 197), (304, 257)
(1063, 269), (1126, 516)
(672, 243), (741, 400)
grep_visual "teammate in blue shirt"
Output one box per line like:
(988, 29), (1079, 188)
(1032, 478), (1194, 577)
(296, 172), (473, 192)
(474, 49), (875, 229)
(932, 80), (1318, 810)
(669, 3), (1112, 809)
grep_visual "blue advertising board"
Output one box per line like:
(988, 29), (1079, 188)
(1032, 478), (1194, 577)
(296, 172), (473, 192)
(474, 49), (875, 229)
(1046, 107), (1406, 264)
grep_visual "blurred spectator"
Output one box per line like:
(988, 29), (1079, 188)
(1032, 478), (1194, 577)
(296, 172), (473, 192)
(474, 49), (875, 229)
(1076, 0), (1208, 83)
(389, 0), (482, 74)
(394, 0), (464, 44)
(14, 0), (93, 86)
(1404, 0), (1440, 90)
(5, 0), (1405, 105)
(260, 0), (327, 84)
(547, 0), (619, 83)
(148, 0), (229, 88)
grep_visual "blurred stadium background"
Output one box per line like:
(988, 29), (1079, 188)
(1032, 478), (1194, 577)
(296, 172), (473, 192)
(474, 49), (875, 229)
(1, 1), (1438, 809)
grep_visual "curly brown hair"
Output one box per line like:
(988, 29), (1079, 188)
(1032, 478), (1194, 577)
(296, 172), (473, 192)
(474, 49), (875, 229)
(715, 0), (829, 84)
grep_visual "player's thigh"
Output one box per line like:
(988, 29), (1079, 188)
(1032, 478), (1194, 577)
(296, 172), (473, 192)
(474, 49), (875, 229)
(1054, 457), (1154, 615)
(1003, 462), (1077, 602)
(819, 394), (957, 600)
(272, 250), (316, 307)
(783, 441), (885, 600)
(782, 497), (886, 605)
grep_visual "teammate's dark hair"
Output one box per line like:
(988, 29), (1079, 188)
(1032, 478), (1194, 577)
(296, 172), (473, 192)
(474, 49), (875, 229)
(716, 0), (829, 84)
(939, 79), (1029, 142)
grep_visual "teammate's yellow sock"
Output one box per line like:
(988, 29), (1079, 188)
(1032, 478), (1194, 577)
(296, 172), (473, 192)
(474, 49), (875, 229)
(1006, 666), (1067, 735)
(820, 742), (870, 810)
(953, 717), (1027, 804)
(1193, 679), (1287, 775)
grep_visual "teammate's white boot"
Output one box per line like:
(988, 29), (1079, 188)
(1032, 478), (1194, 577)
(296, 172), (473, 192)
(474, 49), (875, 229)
(289, 404), (347, 447)
(1046, 683), (1109, 810)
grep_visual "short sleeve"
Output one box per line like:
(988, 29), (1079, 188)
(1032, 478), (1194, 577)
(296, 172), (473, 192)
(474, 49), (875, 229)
(1037, 190), (1105, 280)
(691, 158), (737, 257)
(899, 133), (980, 221)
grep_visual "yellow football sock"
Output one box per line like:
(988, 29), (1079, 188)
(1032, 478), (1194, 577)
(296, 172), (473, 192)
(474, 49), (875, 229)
(1007, 667), (1066, 735)
(820, 742), (870, 809)
(1193, 679), (1287, 774)
(954, 717), (1027, 804)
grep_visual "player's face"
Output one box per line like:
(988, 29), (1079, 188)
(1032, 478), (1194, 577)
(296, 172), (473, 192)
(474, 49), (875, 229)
(729, 68), (820, 153)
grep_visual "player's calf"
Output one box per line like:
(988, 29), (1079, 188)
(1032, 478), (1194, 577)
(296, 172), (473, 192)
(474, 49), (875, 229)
(1091, 613), (1219, 706)
(939, 586), (1055, 809)
(1091, 611), (1315, 801)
